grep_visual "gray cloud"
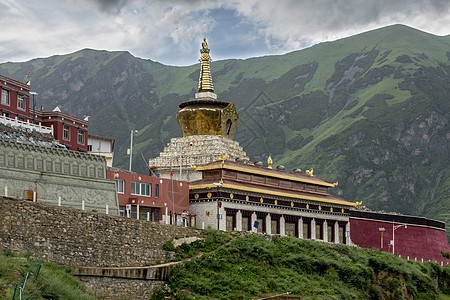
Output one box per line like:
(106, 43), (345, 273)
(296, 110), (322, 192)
(87, 0), (133, 14)
(0, 0), (449, 65)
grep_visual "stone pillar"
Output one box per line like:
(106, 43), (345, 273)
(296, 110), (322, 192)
(298, 218), (303, 239)
(236, 210), (242, 231)
(218, 202), (226, 231)
(346, 222), (351, 245)
(266, 214), (272, 235)
(251, 212), (257, 233)
(334, 222), (340, 244)
(323, 220), (328, 242)
(280, 216), (286, 236)
(311, 218), (316, 240)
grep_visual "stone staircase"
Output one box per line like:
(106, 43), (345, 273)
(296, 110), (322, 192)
(72, 261), (180, 281)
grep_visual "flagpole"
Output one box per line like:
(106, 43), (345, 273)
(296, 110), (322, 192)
(170, 160), (174, 225)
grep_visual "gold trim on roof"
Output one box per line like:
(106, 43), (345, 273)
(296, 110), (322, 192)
(189, 183), (357, 207)
(194, 164), (335, 187)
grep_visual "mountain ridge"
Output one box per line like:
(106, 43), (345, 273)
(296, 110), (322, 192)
(0, 24), (449, 241)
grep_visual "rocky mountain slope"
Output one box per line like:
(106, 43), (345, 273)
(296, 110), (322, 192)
(0, 24), (449, 240)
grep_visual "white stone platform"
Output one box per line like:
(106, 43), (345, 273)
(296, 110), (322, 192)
(148, 135), (250, 182)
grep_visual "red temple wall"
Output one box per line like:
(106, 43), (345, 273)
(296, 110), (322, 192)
(350, 216), (450, 264)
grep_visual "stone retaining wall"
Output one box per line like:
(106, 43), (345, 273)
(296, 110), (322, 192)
(78, 276), (164, 300)
(0, 196), (203, 267)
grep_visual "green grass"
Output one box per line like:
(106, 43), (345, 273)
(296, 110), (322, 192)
(154, 230), (450, 299)
(0, 251), (96, 300)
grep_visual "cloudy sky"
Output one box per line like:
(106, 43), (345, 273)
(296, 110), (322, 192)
(1, 0), (450, 66)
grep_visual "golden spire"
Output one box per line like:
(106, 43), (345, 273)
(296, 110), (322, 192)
(267, 156), (273, 169)
(198, 37), (214, 93)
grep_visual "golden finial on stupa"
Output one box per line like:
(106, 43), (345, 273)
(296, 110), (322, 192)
(267, 156), (273, 169)
(198, 37), (214, 93)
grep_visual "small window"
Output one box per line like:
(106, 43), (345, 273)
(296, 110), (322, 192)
(155, 184), (159, 198)
(1, 89), (9, 105)
(226, 119), (232, 135)
(63, 125), (70, 140)
(131, 182), (139, 195)
(17, 95), (25, 110)
(78, 129), (85, 144)
(87, 144), (93, 152)
(141, 182), (150, 196)
(114, 179), (124, 193)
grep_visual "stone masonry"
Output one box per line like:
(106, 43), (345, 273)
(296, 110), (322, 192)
(0, 196), (203, 267)
(0, 139), (118, 213)
(149, 135), (250, 181)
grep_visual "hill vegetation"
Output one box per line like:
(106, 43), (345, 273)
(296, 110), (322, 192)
(154, 229), (450, 299)
(0, 24), (449, 240)
(0, 251), (95, 299)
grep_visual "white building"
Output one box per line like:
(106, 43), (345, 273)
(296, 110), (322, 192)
(88, 134), (115, 167)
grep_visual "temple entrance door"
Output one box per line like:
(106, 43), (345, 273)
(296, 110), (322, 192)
(226, 215), (234, 231)
(303, 222), (310, 239)
(242, 217), (249, 231)
(285, 223), (296, 237)
(339, 226), (344, 243)
(256, 218), (264, 233)
(271, 219), (279, 234)
(327, 224), (334, 243)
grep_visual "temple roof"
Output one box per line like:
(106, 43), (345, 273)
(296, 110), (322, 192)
(191, 159), (356, 207)
(194, 159), (337, 187)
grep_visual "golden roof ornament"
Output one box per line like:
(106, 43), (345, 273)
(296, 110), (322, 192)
(306, 168), (314, 176)
(175, 38), (239, 139)
(198, 37), (214, 93)
(267, 156), (273, 169)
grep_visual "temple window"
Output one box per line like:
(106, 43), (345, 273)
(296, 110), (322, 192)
(114, 179), (124, 194)
(63, 125), (70, 140)
(226, 119), (232, 135)
(1, 89), (9, 105)
(17, 95), (25, 110)
(78, 129), (85, 144)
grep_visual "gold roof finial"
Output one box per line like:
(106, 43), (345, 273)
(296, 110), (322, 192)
(267, 156), (273, 169)
(306, 168), (314, 176)
(198, 37), (214, 93)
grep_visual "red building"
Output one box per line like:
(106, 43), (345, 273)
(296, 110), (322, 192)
(0, 74), (31, 120)
(1, 74), (88, 152)
(350, 210), (450, 264)
(33, 107), (88, 152)
(106, 168), (191, 225)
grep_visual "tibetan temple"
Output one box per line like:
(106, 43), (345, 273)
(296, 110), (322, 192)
(148, 38), (358, 244)
(148, 38), (249, 182)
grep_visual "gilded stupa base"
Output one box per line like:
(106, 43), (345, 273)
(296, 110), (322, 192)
(148, 135), (250, 182)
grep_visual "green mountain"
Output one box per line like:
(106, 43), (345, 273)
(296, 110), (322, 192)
(0, 24), (449, 240)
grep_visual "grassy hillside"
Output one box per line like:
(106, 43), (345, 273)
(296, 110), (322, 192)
(0, 252), (95, 299)
(0, 24), (449, 240)
(155, 229), (450, 299)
